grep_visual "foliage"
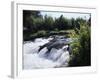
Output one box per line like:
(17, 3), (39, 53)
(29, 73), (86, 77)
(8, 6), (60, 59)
(23, 10), (90, 42)
(69, 22), (91, 66)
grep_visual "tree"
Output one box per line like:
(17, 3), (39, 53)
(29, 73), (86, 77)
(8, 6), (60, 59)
(71, 18), (76, 28)
(88, 17), (91, 26)
(43, 15), (54, 30)
(23, 10), (42, 40)
(54, 15), (69, 30)
(23, 10), (42, 28)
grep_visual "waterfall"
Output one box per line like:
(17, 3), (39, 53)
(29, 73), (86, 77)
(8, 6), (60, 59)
(23, 37), (70, 69)
(38, 47), (48, 57)
(48, 48), (63, 61)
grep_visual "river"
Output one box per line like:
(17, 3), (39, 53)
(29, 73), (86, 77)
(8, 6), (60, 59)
(23, 36), (73, 69)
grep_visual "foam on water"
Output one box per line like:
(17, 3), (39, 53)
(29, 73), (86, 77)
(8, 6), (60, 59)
(23, 38), (70, 69)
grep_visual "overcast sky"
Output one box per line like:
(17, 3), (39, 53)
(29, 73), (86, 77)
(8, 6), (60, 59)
(40, 11), (91, 20)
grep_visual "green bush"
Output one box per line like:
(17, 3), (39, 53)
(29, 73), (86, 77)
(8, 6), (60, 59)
(69, 23), (91, 66)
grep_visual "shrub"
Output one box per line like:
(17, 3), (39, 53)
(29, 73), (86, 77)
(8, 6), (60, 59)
(69, 23), (91, 66)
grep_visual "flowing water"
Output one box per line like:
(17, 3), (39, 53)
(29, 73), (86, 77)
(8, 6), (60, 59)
(23, 36), (72, 69)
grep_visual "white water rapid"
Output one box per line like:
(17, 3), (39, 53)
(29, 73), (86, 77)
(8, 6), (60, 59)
(23, 38), (70, 69)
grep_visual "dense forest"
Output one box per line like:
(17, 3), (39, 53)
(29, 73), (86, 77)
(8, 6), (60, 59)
(23, 10), (91, 67)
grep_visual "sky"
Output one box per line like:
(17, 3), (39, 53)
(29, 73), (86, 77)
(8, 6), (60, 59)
(40, 11), (91, 20)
